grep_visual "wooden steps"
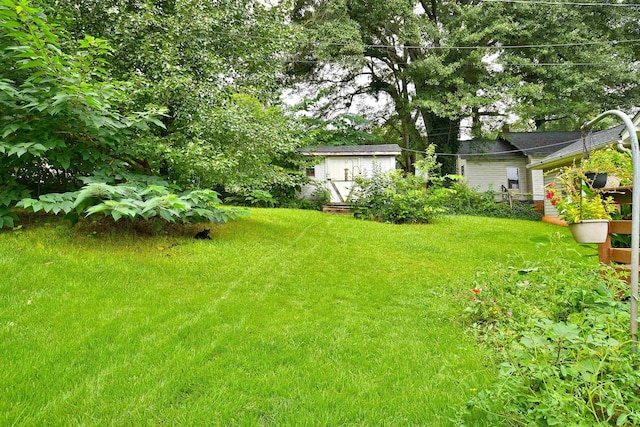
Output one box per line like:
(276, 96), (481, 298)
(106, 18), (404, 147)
(322, 203), (352, 214)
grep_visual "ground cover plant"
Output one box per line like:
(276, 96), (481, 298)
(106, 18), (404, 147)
(461, 234), (640, 426)
(0, 209), (590, 425)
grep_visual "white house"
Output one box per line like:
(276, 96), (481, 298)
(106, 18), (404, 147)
(301, 144), (402, 203)
(457, 131), (579, 209)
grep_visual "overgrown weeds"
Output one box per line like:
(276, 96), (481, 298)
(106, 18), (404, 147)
(459, 233), (640, 426)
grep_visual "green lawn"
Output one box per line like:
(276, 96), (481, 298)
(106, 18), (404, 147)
(0, 209), (593, 425)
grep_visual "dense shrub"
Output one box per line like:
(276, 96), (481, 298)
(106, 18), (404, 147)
(351, 172), (541, 224)
(351, 170), (444, 224)
(458, 234), (640, 426)
(16, 175), (248, 231)
(441, 182), (542, 221)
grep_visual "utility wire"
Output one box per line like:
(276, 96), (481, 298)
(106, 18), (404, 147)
(283, 58), (633, 67)
(400, 134), (587, 156)
(481, 0), (640, 7)
(211, 30), (640, 52)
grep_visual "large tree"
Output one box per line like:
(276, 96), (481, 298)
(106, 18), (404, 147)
(289, 0), (640, 173)
(0, 0), (163, 198)
(42, 0), (307, 195)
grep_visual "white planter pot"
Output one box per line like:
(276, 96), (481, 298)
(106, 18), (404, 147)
(605, 174), (621, 188)
(568, 220), (609, 244)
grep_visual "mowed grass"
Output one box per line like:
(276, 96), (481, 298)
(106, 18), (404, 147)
(0, 209), (593, 426)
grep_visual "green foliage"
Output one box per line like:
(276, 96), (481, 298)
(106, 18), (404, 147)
(353, 158), (542, 224)
(434, 181), (543, 221)
(163, 93), (306, 192)
(546, 166), (617, 223)
(16, 180), (248, 229)
(582, 147), (633, 186)
(226, 189), (277, 208)
(44, 0), (304, 192)
(0, 0), (165, 225)
(461, 237), (640, 426)
(0, 206), (18, 228)
(351, 170), (444, 224)
(300, 114), (385, 147)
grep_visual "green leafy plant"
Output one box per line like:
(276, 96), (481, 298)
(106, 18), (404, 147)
(461, 238), (640, 426)
(351, 170), (444, 224)
(582, 147), (633, 186)
(546, 166), (617, 223)
(0, 0), (167, 229)
(17, 181), (248, 230)
(438, 180), (542, 221)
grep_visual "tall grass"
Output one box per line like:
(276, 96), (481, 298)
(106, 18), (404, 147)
(0, 210), (593, 425)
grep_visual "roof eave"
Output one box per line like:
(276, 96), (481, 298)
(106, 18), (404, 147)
(303, 150), (402, 156)
(527, 154), (580, 170)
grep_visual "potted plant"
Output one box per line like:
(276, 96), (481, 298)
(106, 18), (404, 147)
(546, 165), (617, 244)
(581, 146), (633, 188)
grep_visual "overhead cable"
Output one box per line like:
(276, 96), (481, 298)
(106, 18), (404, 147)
(400, 135), (587, 156)
(481, 0), (640, 7)
(210, 31), (640, 52)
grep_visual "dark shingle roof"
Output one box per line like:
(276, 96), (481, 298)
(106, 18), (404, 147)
(529, 125), (625, 169)
(500, 131), (581, 156)
(458, 139), (525, 160)
(302, 144), (402, 156)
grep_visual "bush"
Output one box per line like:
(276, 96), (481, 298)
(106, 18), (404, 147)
(459, 234), (640, 426)
(351, 170), (444, 224)
(351, 172), (541, 224)
(441, 182), (542, 221)
(15, 176), (248, 231)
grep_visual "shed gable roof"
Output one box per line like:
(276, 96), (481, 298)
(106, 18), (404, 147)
(459, 131), (580, 160)
(302, 144), (402, 156)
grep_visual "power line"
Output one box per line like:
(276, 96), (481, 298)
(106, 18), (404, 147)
(481, 0), (640, 6)
(211, 31), (640, 52)
(401, 134), (586, 156)
(282, 58), (634, 67)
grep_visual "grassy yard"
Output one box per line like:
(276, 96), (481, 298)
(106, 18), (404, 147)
(0, 209), (593, 426)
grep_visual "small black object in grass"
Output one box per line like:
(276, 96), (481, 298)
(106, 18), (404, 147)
(194, 229), (211, 240)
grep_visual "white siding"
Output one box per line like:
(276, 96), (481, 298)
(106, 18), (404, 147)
(463, 159), (530, 195)
(528, 156), (546, 201)
(301, 155), (398, 203)
(314, 162), (326, 181)
(543, 172), (560, 217)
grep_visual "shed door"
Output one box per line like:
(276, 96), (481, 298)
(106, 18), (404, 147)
(325, 157), (362, 203)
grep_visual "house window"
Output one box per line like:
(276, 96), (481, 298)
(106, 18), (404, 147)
(460, 165), (465, 176)
(507, 167), (520, 190)
(306, 167), (315, 177)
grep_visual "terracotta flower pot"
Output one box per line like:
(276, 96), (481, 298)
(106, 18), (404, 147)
(568, 219), (609, 244)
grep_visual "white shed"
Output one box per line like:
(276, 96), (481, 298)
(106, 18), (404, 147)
(301, 144), (402, 203)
